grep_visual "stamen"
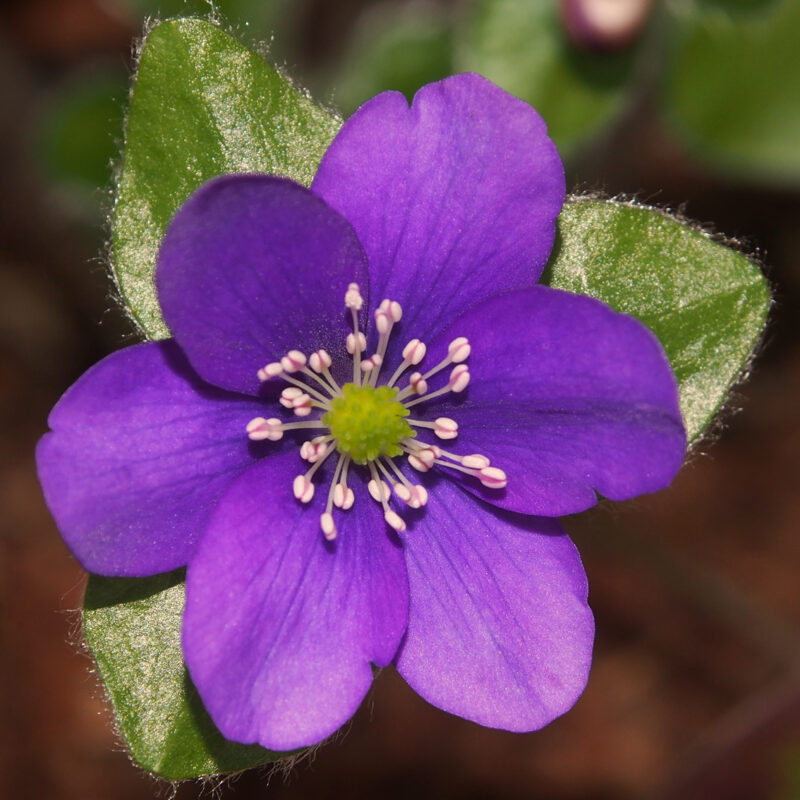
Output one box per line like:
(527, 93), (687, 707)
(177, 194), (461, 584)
(257, 362), (283, 381)
(334, 456), (355, 509)
(246, 417), (284, 441)
(407, 372), (428, 395)
(344, 282), (363, 311)
(246, 417), (327, 441)
(280, 350), (307, 373)
(320, 455), (347, 541)
(368, 477), (391, 503)
(448, 337), (471, 362)
(333, 482), (355, 509)
(381, 457), (427, 507)
(431, 457), (507, 489)
(320, 513), (337, 540)
(404, 364), (471, 408)
(293, 442), (335, 503)
(395, 337), (469, 401)
(308, 350), (341, 395)
(293, 475), (315, 503)
(360, 353), (383, 373)
(345, 283), (364, 383)
(300, 439), (328, 462)
(369, 299), (403, 386)
(386, 338), (427, 388)
(280, 387), (318, 416)
(368, 462), (406, 532)
(346, 332), (367, 355)
(407, 417), (459, 439)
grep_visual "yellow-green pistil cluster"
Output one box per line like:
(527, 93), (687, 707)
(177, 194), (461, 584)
(323, 383), (415, 464)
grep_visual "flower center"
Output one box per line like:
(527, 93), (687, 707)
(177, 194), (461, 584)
(323, 384), (414, 464)
(245, 282), (507, 541)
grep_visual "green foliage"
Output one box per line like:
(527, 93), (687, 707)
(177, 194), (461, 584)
(663, 0), (800, 184)
(83, 572), (283, 778)
(543, 199), (770, 442)
(112, 17), (340, 339)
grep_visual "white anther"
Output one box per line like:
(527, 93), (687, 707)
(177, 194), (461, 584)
(257, 362), (283, 381)
(346, 331), (367, 354)
(320, 513), (337, 541)
(368, 479), (391, 503)
(402, 338), (427, 365)
(333, 483), (355, 510)
(280, 386), (303, 408)
(280, 350), (307, 373)
(434, 417), (459, 439)
(388, 300), (402, 321)
(409, 372), (428, 395)
(408, 447), (436, 471)
(290, 392), (313, 416)
(300, 440), (327, 463)
(449, 364), (470, 393)
(360, 353), (383, 373)
(375, 308), (393, 334)
(293, 475), (315, 503)
(462, 454), (491, 469)
(345, 282), (363, 310)
(309, 350), (332, 372)
(479, 466), (507, 489)
(246, 417), (283, 441)
(411, 485), (429, 508)
(384, 509), (407, 533)
(408, 454), (429, 472)
(448, 337), (471, 363)
(394, 483), (412, 503)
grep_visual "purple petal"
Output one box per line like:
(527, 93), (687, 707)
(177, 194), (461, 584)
(36, 341), (267, 576)
(157, 175), (370, 396)
(313, 74), (565, 357)
(426, 286), (686, 516)
(395, 480), (593, 731)
(183, 450), (408, 750)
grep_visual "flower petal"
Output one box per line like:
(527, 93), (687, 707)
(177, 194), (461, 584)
(183, 451), (409, 750)
(395, 480), (593, 731)
(428, 286), (686, 516)
(157, 174), (370, 395)
(313, 74), (564, 355)
(36, 341), (266, 576)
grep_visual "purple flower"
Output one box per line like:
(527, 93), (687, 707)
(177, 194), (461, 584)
(37, 74), (685, 751)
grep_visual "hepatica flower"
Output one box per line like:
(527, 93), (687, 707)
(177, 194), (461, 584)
(37, 74), (685, 750)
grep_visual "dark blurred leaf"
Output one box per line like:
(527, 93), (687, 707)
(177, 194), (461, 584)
(544, 199), (770, 442)
(83, 572), (284, 779)
(328, 3), (453, 115)
(123, 0), (292, 42)
(458, 0), (638, 155)
(112, 17), (340, 339)
(38, 70), (127, 198)
(663, 0), (800, 184)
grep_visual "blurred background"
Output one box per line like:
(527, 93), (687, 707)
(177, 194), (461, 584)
(1, 0), (799, 797)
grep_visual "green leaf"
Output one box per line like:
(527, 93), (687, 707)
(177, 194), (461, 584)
(542, 199), (770, 442)
(663, 0), (800, 184)
(112, 17), (341, 339)
(83, 571), (285, 778)
(457, 0), (638, 155)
